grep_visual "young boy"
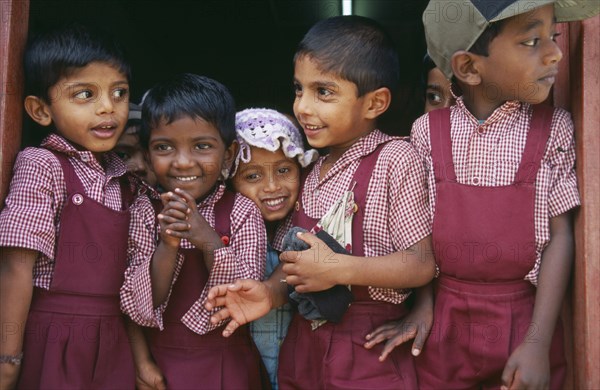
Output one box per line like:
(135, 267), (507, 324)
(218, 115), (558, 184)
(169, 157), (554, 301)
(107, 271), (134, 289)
(114, 102), (157, 187)
(0, 24), (144, 388)
(205, 16), (436, 389)
(367, 1), (596, 389)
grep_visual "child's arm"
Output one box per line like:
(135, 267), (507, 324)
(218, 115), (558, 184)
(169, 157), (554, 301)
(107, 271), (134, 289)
(120, 193), (186, 329)
(124, 318), (166, 390)
(0, 248), (37, 389)
(148, 191), (191, 307)
(205, 264), (289, 337)
(501, 211), (573, 390)
(182, 193), (267, 335)
(364, 284), (434, 359)
(280, 233), (435, 292)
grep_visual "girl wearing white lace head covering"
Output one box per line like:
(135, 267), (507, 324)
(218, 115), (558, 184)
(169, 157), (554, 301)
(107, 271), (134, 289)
(231, 108), (317, 390)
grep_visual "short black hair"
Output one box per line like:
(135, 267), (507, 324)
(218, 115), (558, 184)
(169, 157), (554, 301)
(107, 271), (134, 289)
(469, 20), (505, 56)
(140, 73), (236, 148)
(24, 23), (130, 102)
(294, 16), (399, 97)
(421, 54), (437, 90)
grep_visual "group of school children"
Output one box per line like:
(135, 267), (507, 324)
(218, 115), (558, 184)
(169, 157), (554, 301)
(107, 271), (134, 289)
(1, 0), (597, 389)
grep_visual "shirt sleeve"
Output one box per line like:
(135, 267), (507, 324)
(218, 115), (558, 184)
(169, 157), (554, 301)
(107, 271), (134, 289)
(181, 194), (267, 335)
(546, 109), (580, 217)
(0, 149), (62, 258)
(383, 140), (432, 250)
(120, 194), (178, 328)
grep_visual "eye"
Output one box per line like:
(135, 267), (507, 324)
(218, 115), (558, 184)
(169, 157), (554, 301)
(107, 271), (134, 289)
(112, 87), (129, 100)
(277, 167), (291, 175)
(522, 38), (540, 47)
(114, 150), (131, 161)
(426, 91), (443, 105)
(74, 90), (93, 100)
(551, 32), (561, 42)
(245, 173), (261, 182)
(293, 82), (303, 97)
(317, 87), (333, 97)
(153, 144), (172, 152)
(194, 143), (211, 150)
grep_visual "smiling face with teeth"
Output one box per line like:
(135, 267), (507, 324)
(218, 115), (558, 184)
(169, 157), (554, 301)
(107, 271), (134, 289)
(292, 55), (384, 162)
(148, 116), (237, 202)
(232, 147), (300, 223)
(26, 62), (129, 159)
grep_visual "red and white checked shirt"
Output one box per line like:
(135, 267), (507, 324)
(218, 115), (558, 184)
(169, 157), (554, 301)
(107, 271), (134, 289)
(120, 183), (267, 335)
(0, 134), (150, 289)
(275, 130), (431, 304)
(411, 98), (581, 285)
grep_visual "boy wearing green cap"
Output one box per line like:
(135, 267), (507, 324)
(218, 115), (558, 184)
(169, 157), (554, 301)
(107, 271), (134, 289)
(366, 1), (598, 389)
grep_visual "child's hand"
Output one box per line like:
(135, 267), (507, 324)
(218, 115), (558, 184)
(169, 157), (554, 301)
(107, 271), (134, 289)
(167, 188), (222, 250)
(501, 342), (550, 390)
(158, 191), (191, 247)
(364, 285), (433, 360)
(162, 188), (221, 248)
(205, 279), (273, 337)
(280, 231), (339, 292)
(135, 359), (167, 390)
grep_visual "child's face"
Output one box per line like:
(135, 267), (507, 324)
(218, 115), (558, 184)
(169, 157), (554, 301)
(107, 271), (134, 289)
(477, 4), (562, 105)
(232, 147), (300, 222)
(41, 62), (129, 154)
(114, 127), (158, 187)
(293, 55), (373, 154)
(147, 116), (236, 202)
(425, 67), (455, 113)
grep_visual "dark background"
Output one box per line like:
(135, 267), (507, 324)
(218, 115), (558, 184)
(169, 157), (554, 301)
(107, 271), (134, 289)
(26, 0), (429, 143)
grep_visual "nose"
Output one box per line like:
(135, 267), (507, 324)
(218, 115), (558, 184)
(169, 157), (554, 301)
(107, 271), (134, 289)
(264, 173), (282, 193)
(544, 39), (563, 65)
(173, 150), (194, 169)
(96, 90), (115, 115)
(294, 92), (313, 119)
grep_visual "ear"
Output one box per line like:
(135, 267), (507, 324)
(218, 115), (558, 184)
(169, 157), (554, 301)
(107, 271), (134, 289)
(451, 50), (482, 86)
(223, 140), (239, 170)
(364, 87), (391, 120)
(24, 95), (53, 126)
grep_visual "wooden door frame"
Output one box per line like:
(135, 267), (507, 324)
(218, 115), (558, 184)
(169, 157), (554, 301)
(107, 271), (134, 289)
(554, 16), (600, 389)
(0, 2), (598, 387)
(0, 0), (28, 202)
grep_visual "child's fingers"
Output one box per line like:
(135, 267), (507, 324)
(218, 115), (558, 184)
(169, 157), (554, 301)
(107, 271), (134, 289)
(221, 319), (241, 337)
(205, 295), (228, 310)
(162, 198), (190, 212)
(158, 214), (189, 226)
(364, 322), (404, 345)
(160, 191), (186, 204)
(209, 307), (231, 324)
(160, 207), (188, 220)
(173, 188), (197, 207)
(500, 360), (517, 390)
(294, 231), (321, 247)
(205, 282), (244, 304)
(161, 221), (190, 234)
(411, 326), (430, 356)
(279, 250), (301, 264)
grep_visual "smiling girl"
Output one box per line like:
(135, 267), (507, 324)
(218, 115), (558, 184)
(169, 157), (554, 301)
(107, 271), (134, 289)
(119, 74), (269, 389)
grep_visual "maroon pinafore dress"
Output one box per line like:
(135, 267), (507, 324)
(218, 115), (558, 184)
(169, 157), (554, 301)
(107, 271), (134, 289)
(18, 152), (135, 389)
(415, 106), (566, 389)
(278, 141), (418, 390)
(145, 190), (268, 389)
